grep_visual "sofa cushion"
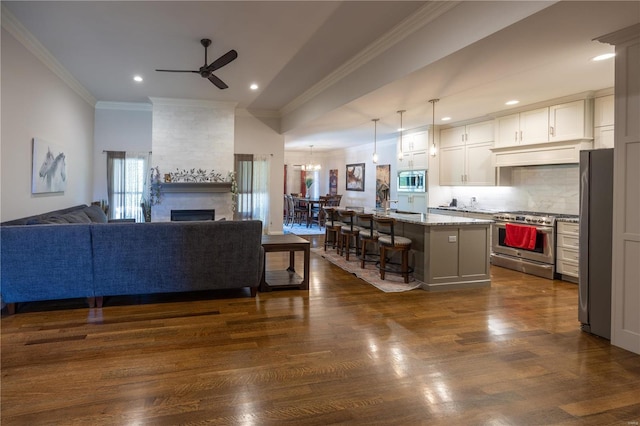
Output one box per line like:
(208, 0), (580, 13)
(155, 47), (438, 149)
(61, 210), (93, 223)
(82, 205), (108, 223)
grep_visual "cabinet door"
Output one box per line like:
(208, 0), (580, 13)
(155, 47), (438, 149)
(411, 193), (427, 214)
(409, 131), (428, 152)
(594, 95), (615, 127)
(397, 193), (412, 212)
(439, 146), (465, 185)
(411, 150), (429, 170)
(465, 142), (495, 185)
(549, 100), (585, 142)
(440, 126), (466, 149)
(595, 125), (615, 149)
(520, 107), (549, 145)
(494, 114), (520, 148)
(466, 121), (494, 144)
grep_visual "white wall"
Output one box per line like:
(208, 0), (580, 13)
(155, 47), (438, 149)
(93, 103), (152, 202)
(235, 111), (285, 234)
(1, 29), (94, 222)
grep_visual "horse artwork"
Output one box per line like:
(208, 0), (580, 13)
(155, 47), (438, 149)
(32, 138), (67, 193)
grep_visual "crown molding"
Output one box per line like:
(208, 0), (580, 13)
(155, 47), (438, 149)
(1, 4), (96, 107)
(95, 101), (152, 112)
(280, 1), (460, 116)
(148, 97), (237, 109)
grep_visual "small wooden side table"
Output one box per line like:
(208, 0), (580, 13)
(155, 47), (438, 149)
(260, 234), (310, 291)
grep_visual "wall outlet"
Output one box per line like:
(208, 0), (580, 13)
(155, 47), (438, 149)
(448, 235), (457, 243)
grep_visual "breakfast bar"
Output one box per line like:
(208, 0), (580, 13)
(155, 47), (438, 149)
(373, 211), (493, 291)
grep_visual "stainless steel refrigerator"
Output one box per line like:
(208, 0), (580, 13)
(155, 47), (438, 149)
(579, 148), (613, 339)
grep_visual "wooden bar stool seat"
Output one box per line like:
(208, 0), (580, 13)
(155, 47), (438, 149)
(374, 217), (413, 283)
(357, 213), (380, 268)
(323, 207), (346, 251)
(337, 210), (362, 261)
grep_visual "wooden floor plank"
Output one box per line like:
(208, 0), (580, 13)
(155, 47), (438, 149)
(2, 235), (640, 425)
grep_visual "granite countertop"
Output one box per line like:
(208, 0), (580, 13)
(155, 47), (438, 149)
(373, 210), (493, 226)
(429, 206), (500, 215)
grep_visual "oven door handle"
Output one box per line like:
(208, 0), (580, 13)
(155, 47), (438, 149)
(493, 223), (554, 233)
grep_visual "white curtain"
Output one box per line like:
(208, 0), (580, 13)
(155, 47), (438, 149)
(106, 151), (149, 222)
(252, 155), (270, 234)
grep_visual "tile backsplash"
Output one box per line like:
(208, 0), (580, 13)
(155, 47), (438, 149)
(434, 164), (580, 215)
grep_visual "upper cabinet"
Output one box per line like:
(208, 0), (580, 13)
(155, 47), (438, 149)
(398, 130), (429, 170)
(594, 95), (614, 149)
(495, 107), (548, 147)
(439, 120), (495, 186)
(495, 100), (592, 148)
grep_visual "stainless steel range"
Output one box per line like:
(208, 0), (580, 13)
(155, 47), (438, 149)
(491, 211), (556, 279)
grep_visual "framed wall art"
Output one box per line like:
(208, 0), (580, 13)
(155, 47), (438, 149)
(345, 163), (365, 191)
(32, 138), (67, 194)
(329, 169), (338, 195)
(375, 164), (391, 208)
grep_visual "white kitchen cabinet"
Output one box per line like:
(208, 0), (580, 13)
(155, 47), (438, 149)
(495, 107), (548, 147)
(398, 131), (428, 170)
(440, 121), (493, 149)
(402, 130), (428, 152)
(549, 100), (587, 142)
(594, 95), (614, 149)
(398, 150), (428, 170)
(594, 95), (614, 127)
(495, 100), (591, 148)
(440, 142), (494, 186)
(397, 193), (427, 214)
(556, 221), (579, 281)
(594, 125), (615, 149)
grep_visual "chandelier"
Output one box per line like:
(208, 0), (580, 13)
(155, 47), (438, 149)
(301, 145), (321, 171)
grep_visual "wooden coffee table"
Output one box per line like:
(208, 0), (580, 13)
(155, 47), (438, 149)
(260, 234), (310, 291)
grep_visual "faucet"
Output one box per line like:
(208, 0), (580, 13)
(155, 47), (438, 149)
(383, 199), (398, 213)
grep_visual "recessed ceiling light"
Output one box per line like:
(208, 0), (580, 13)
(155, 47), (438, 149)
(441, 117), (451, 121)
(133, 75), (143, 82)
(592, 53), (615, 62)
(505, 100), (519, 106)
(250, 83), (259, 90)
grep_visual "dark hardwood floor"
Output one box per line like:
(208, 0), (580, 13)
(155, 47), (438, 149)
(2, 235), (639, 425)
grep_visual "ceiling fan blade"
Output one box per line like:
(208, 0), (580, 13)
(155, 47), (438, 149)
(156, 69), (199, 73)
(207, 74), (229, 90)
(205, 50), (238, 72)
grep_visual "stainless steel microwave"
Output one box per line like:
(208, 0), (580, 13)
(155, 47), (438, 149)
(397, 170), (427, 192)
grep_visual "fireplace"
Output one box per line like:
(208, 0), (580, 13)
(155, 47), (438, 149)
(170, 209), (215, 221)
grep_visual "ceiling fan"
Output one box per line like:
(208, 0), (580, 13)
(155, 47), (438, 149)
(156, 38), (238, 89)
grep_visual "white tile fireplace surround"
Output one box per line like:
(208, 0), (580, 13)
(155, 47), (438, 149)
(153, 193), (233, 222)
(149, 98), (236, 222)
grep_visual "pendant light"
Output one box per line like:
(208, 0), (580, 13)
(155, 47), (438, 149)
(301, 145), (321, 171)
(372, 118), (379, 164)
(397, 110), (405, 160)
(429, 99), (439, 157)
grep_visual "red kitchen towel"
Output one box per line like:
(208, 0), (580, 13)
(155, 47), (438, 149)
(504, 223), (537, 250)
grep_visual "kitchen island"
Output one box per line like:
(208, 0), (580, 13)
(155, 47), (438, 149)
(374, 211), (493, 291)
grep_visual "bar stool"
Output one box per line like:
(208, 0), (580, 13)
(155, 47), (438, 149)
(323, 207), (345, 251)
(337, 210), (362, 261)
(357, 213), (380, 269)
(374, 217), (413, 283)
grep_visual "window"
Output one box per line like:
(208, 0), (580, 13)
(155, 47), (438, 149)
(234, 153), (270, 232)
(106, 151), (149, 222)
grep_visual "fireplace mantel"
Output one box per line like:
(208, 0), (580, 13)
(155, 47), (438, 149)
(159, 182), (232, 193)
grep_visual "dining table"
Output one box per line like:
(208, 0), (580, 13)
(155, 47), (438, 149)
(293, 197), (327, 228)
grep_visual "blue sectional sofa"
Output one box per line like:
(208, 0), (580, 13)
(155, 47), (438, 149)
(1, 205), (264, 313)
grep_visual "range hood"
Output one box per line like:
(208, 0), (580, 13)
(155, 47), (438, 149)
(492, 139), (594, 167)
